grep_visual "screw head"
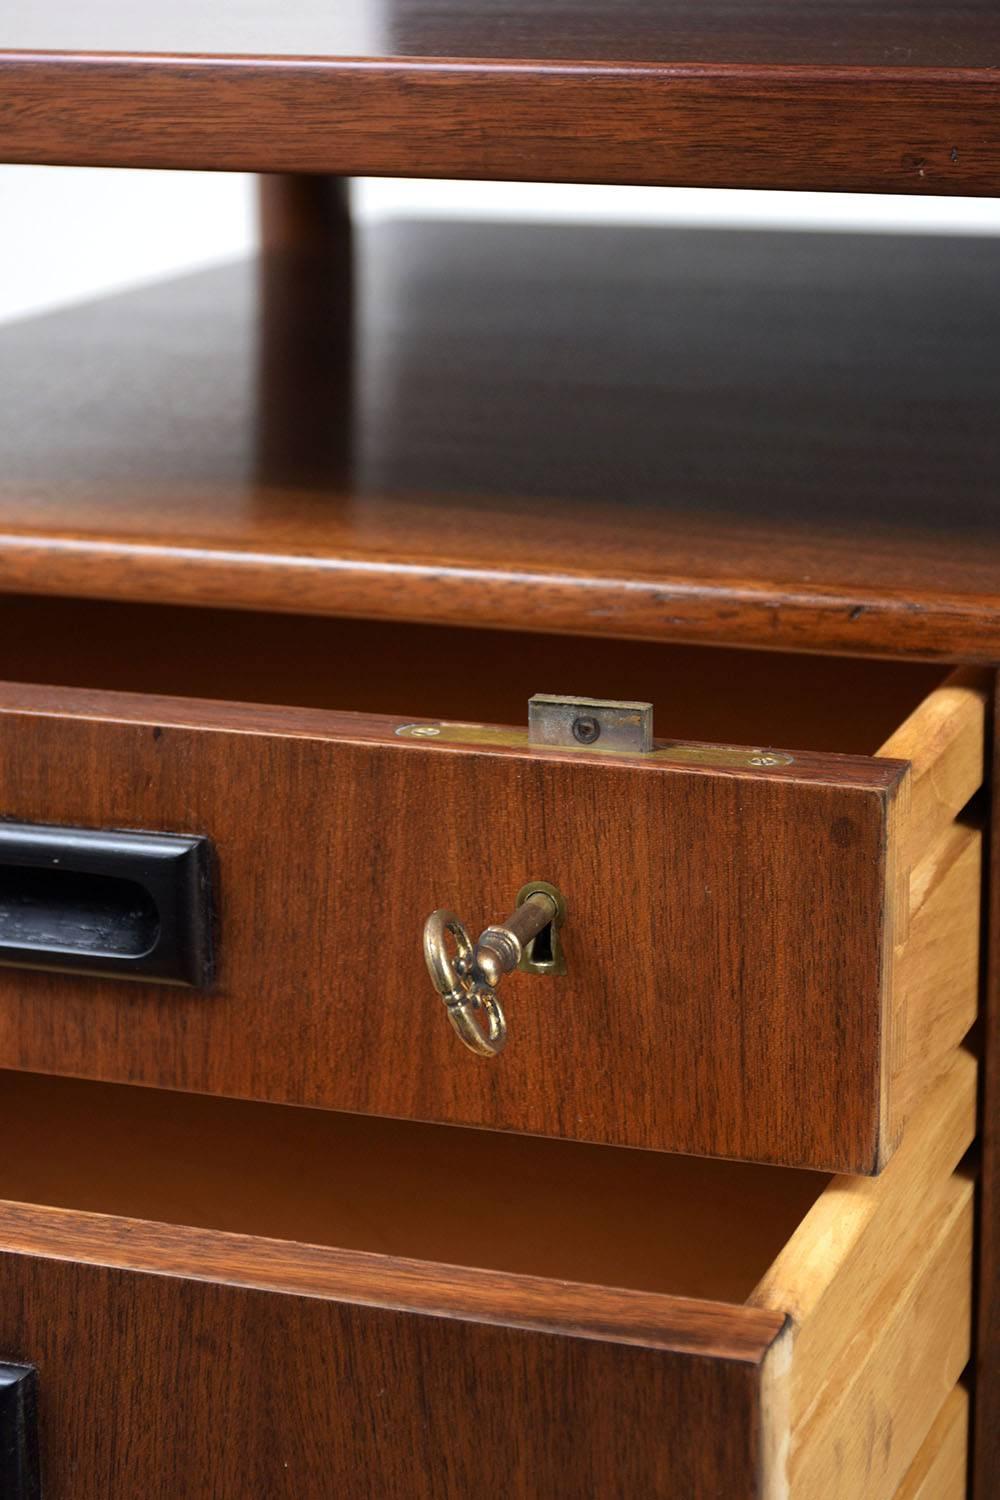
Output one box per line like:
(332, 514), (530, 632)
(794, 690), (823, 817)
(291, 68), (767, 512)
(572, 715), (601, 745)
(396, 723), (442, 738)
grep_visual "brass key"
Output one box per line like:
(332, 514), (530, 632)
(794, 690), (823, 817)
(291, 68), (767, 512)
(423, 882), (566, 1057)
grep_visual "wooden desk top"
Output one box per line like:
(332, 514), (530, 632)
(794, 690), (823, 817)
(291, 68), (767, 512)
(1, 219), (998, 661)
(3, 1), (999, 190)
(6, 1), (1000, 69)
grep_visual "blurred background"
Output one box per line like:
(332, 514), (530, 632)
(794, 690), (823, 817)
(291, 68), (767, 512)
(3, 168), (1000, 325)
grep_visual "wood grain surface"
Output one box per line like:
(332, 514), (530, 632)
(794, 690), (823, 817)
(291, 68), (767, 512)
(751, 1049), (976, 1435)
(0, 225), (999, 659)
(0, 1233), (777, 1500)
(896, 1386), (969, 1500)
(880, 669), (990, 872)
(0, 679), (905, 1172)
(2, 0), (999, 190)
(889, 825), (982, 1131)
(792, 1171), (973, 1499)
(750, 1051), (976, 1497)
(0, 1196), (788, 1361)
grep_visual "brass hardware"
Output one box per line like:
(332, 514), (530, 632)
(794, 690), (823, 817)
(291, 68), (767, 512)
(396, 719), (794, 769)
(422, 910), (506, 1058)
(528, 695), (654, 753)
(423, 885), (565, 1057)
(515, 880), (567, 975)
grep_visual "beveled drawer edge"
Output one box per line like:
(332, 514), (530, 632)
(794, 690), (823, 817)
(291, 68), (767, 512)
(0, 1197), (784, 1365)
(0, 678), (907, 791)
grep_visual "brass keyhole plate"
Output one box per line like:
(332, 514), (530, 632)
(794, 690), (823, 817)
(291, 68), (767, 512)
(516, 880), (567, 976)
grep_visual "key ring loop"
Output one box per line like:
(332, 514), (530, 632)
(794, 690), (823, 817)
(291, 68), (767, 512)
(423, 909), (508, 1057)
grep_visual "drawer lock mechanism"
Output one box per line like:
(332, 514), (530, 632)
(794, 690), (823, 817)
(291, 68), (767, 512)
(423, 881), (566, 1057)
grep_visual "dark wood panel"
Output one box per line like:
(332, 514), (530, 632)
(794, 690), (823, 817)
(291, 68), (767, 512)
(0, 681), (902, 1172)
(0, 224), (999, 659)
(6, 1), (1000, 68)
(974, 673), (1000, 1497)
(2, 52), (998, 192)
(0, 1209), (779, 1500)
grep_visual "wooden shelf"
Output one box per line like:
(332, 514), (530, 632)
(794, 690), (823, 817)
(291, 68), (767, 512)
(1, 217), (999, 661)
(2, 1), (999, 192)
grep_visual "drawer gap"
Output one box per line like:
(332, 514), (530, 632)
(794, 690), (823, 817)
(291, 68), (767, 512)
(0, 1068), (828, 1305)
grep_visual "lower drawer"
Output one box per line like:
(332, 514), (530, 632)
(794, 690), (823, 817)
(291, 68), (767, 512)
(0, 1049), (975, 1498)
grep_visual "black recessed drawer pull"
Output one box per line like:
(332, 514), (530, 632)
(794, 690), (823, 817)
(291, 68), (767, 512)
(0, 823), (214, 988)
(0, 1363), (40, 1500)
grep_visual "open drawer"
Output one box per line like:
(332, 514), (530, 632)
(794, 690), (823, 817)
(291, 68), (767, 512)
(0, 598), (988, 1173)
(0, 1048), (975, 1498)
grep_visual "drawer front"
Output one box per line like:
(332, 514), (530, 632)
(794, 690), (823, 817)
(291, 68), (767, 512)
(0, 1229), (772, 1500)
(0, 679), (967, 1172)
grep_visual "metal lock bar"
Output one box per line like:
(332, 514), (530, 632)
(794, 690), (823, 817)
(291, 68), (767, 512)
(528, 695), (654, 754)
(397, 692), (793, 770)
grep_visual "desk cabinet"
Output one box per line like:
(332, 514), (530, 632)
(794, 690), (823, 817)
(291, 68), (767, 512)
(0, 6), (997, 1492)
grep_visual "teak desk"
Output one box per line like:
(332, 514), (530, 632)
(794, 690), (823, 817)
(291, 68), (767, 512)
(0, 4), (997, 1497)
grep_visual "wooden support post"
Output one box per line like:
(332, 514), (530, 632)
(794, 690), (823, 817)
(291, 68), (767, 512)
(258, 174), (352, 257)
(254, 176), (354, 491)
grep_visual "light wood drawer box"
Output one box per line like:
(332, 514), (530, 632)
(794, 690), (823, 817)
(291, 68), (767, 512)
(0, 601), (987, 1173)
(0, 1046), (975, 1499)
(896, 1385), (970, 1500)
